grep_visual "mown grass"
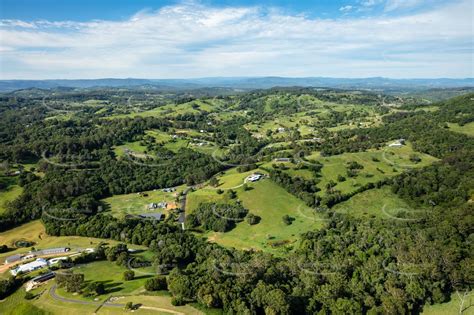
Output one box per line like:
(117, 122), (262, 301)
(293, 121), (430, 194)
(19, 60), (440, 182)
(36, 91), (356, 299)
(421, 290), (473, 315)
(447, 122), (474, 137)
(332, 186), (420, 219)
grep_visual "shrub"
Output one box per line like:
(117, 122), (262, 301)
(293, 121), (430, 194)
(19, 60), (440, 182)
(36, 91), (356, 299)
(171, 296), (185, 306)
(282, 215), (294, 225)
(337, 175), (346, 182)
(123, 270), (135, 281)
(124, 301), (133, 310)
(246, 213), (261, 225)
(145, 276), (167, 291)
(24, 292), (34, 300)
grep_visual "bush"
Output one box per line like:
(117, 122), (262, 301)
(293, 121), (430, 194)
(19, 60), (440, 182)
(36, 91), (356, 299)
(83, 282), (105, 296)
(124, 301), (133, 310)
(282, 215), (294, 225)
(337, 175), (346, 182)
(123, 270), (135, 281)
(0, 245), (8, 253)
(171, 296), (185, 306)
(145, 276), (168, 291)
(24, 292), (35, 300)
(246, 213), (261, 225)
(225, 189), (237, 199)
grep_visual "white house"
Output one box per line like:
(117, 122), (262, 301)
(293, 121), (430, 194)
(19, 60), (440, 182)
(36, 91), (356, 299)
(247, 173), (263, 182)
(389, 139), (405, 147)
(48, 257), (68, 265)
(10, 258), (48, 276)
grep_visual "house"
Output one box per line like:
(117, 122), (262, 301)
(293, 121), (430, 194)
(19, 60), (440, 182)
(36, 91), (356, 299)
(247, 173), (263, 182)
(162, 187), (176, 193)
(26, 271), (55, 291)
(11, 258), (48, 276)
(5, 254), (23, 264)
(274, 158), (291, 162)
(388, 139), (405, 147)
(138, 213), (164, 221)
(48, 257), (68, 265)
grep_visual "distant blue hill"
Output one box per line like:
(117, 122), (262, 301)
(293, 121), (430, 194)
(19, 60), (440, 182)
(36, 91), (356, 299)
(0, 77), (472, 92)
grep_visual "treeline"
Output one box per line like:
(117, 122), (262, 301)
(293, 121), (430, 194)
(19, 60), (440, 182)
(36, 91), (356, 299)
(267, 169), (321, 207)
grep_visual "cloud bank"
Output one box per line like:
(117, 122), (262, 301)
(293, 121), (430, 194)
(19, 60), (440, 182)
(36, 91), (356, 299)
(0, 0), (472, 79)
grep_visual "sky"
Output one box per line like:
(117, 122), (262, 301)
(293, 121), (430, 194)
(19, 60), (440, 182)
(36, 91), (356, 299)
(0, 0), (472, 79)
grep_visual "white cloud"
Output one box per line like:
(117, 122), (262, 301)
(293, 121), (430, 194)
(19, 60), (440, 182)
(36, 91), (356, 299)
(339, 5), (353, 12)
(0, 1), (472, 79)
(384, 0), (425, 12)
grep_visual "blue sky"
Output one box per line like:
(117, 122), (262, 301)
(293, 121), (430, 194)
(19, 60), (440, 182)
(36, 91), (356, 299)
(0, 0), (472, 79)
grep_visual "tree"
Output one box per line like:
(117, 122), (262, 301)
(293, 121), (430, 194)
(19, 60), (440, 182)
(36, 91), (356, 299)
(225, 189), (237, 199)
(124, 301), (133, 310)
(145, 276), (167, 291)
(24, 292), (34, 300)
(84, 282), (105, 296)
(56, 272), (84, 293)
(246, 213), (261, 225)
(123, 270), (135, 281)
(337, 175), (346, 182)
(209, 177), (219, 187)
(282, 215), (294, 225)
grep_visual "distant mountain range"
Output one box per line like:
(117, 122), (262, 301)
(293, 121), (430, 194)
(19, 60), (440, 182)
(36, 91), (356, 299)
(0, 77), (473, 92)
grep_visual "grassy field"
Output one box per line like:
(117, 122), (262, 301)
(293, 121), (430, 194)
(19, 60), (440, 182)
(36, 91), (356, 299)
(113, 141), (147, 157)
(102, 185), (186, 219)
(61, 260), (151, 298)
(186, 168), (258, 212)
(278, 142), (438, 197)
(332, 186), (421, 219)
(107, 99), (221, 120)
(0, 185), (22, 214)
(421, 290), (473, 315)
(202, 179), (324, 254)
(244, 102), (381, 139)
(447, 122), (474, 137)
